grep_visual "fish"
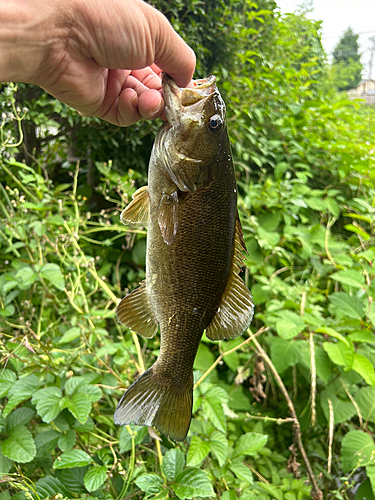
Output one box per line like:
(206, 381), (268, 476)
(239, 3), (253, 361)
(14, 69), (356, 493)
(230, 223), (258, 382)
(114, 74), (254, 441)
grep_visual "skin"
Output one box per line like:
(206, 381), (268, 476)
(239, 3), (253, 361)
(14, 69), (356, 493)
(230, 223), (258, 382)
(0, 0), (196, 126)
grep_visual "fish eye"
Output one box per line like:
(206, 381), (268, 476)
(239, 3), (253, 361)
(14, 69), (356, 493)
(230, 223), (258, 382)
(208, 114), (223, 132)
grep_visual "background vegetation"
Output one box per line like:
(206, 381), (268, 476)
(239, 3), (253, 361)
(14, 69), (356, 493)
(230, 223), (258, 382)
(1, 1), (374, 499)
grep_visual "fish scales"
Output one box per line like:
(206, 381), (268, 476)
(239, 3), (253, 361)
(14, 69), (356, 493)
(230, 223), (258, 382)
(114, 74), (254, 441)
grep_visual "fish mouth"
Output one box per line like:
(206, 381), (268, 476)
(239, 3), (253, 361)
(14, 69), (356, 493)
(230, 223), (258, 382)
(162, 73), (216, 127)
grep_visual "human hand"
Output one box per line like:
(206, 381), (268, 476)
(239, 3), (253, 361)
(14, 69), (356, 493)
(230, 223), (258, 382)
(0, 0), (195, 126)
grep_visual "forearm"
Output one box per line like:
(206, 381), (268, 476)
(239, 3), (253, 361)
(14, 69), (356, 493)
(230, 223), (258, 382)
(0, 0), (71, 84)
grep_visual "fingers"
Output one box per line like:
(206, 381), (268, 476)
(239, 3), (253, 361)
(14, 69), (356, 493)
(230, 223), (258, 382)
(146, 5), (196, 88)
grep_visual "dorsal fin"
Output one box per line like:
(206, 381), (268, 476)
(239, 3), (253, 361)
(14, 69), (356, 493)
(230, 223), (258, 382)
(206, 215), (254, 341)
(120, 186), (149, 226)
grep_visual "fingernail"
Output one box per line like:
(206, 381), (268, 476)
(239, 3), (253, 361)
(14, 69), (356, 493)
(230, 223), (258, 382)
(130, 92), (138, 108)
(152, 95), (163, 114)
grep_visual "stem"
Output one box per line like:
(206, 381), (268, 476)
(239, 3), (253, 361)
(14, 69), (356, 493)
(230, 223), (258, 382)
(193, 326), (268, 390)
(251, 336), (323, 500)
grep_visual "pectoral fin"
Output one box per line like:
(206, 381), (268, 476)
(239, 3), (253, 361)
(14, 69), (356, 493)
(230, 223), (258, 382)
(116, 283), (158, 338)
(120, 186), (149, 226)
(158, 191), (179, 245)
(206, 215), (254, 341)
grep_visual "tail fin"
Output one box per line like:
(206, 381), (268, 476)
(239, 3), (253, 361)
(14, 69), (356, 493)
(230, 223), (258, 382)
(114, 368), (193, 441)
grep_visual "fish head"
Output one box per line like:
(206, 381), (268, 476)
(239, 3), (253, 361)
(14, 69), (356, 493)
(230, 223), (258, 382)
(161, 73), (228, 164)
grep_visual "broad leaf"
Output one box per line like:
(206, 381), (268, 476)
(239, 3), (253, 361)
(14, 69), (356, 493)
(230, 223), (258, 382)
(173, 468), (215, 499)
(356, 387), (375, 423)
(58, 429), (76, 452)
(323, 342), (353, 370)
(58, 327), (81, 344)
(329, 292), (365, 319)
(162, 448), (185, 481)
(84, 465), (107, 491)
(35, 430), (60, 456)
(53, 449), (93, 469)
(341, 430), (375, 472)
(118, 424), (148, 453)
(1, 424), (36, 463)
(275, 310), (305, 339)
(232, 432), (268, 459)
(6, 407), (35, 431)
(187, 435), (210, 467)
(202, 386), (228, 433)
(320, 390), (356, 424)
(209, 431), (228, 467)
(40, 263), (65, 290)
(331, 270), (365, 289)
(60, 392), (91, 423)
(32, 386), (62, 423)
(352, 353), (375, 386)
(271, 338), (301, 373)
(135, 473), (164, 495)
(229, 461), (254, 484)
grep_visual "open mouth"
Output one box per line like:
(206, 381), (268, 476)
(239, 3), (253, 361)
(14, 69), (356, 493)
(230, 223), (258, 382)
(162, 74), (216, 127)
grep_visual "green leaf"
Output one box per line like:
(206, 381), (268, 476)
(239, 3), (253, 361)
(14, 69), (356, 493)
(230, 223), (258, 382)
(317, 327), (350, 347)
(349, 331), (375, 343)
(320, 390), (356, 424)
(15, 266), (38, 290)
(162, 448), (185, 481)
(0, 369), (17, 398)
(187, 435), (210, 467)
(76, 384), (102, 403)
(202, 386), (228, 433)
(58, 429), (76, 452)
(366, 465), (375, 498)
(84, 465), (107, 492)
(1, 424), (36, 463)
(58, 327), (81, 344)
(229, 461), (254, 484)
(368, 302), (375, 327)
(40, 263), (65, 290)
(232, 432), (268, 459)
(271, 338), (301, 373)
(356, 387), (375, 423)
(323, 342), (353, 370)
(275, 310), (305, 339)
(6, 407), (34, 431)
(59, 467), (88, 494)
(352, 353), (375, 386)
(34, 476), (69, 499)
(134, 473), (164, 495)
(60, 392), (91, 423)
(118, 424), (148, 453)
(173, 468), (215, 499)
(4, 374), (42, 417)
(0, 304), (15, 317)
(64, 376), (88, 395)
(329, 292), (365, 319)
(53, 449), (93, 469)
(35, 430), (60, 456)
(0, 448), (12, 473)
(341, 430), (375, 472)
(194, 343), (215, 371)
(331, 270), (365, 289)
(258, 483), (284, 500)
(209, 431), (228, 467)
(32, 386), (62, 423)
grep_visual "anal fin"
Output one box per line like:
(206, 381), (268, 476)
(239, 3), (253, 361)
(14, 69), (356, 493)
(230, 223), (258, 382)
(121, 186), (149, 226)
(116, 283), (158, 338)
(206, 215), (254, 341)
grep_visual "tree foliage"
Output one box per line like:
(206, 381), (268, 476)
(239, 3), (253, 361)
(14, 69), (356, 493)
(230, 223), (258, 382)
(331, 27), (363, 90)
(1, 2), (375, 500)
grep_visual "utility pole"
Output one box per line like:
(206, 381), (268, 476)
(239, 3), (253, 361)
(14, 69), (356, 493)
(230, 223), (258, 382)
(369, 36), (375, 80)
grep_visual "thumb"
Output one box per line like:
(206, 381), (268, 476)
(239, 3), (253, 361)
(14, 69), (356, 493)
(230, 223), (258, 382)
(151, 8), (196, 87)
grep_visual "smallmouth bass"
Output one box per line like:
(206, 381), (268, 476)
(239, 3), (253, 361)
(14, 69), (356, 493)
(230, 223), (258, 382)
(114, 74), (254, 441)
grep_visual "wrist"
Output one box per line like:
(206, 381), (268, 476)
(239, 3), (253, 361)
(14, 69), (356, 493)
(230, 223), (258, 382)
(0, 0), (73, 84)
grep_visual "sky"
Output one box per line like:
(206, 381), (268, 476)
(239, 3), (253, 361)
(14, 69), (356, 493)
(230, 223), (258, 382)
(276, 0), (375, 79)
